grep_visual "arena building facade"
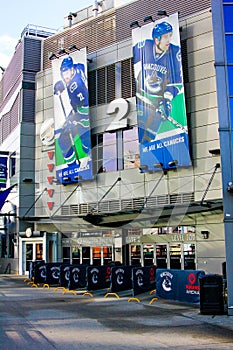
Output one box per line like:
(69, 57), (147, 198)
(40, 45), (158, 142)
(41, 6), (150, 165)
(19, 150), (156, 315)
(0, 0), (229, 298)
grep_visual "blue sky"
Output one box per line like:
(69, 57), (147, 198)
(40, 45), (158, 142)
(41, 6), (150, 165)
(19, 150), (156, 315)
(0, 0), (132, 68)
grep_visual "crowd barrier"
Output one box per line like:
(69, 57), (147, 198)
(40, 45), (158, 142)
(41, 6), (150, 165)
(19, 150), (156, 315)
(29, 262), (156, 297)
(29, 262), (206, 304)
(156, 268), (205, 303)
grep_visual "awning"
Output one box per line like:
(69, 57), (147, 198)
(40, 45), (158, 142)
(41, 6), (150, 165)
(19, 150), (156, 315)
(21, 198), (223, 229)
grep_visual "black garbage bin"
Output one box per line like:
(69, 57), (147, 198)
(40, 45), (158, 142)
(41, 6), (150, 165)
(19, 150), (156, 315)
(199, 274), (225, 315)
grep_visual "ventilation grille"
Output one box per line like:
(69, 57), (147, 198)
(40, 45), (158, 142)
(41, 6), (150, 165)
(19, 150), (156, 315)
(60, 192), (194, 216)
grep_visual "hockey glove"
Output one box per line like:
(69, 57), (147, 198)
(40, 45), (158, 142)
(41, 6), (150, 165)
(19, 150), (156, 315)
(54, 80), (65, 95)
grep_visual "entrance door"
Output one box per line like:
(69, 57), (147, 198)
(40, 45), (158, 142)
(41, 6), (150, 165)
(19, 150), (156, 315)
(82, 247), (90, 265)
(155, 244), (168, 268)
(143, 244), (154, 266)
(93, 246), (101, 266)
(170, 244), (182, 269)
(23, 242), (43, 275)
(25, 243), (33, 273)
(184, 243), (196, 270)
(130, 245), (141, 265)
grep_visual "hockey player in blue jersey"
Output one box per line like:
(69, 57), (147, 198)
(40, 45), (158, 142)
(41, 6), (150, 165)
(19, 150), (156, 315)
(133, 21), (183, 144)
(54, 56), (91, 168)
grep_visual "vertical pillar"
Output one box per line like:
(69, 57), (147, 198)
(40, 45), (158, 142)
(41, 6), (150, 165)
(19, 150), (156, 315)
(212, 0), (233, 315)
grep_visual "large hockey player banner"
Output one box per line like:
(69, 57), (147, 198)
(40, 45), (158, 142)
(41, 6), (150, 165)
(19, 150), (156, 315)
(132, 13), (191, 172)
(52, 48), (92, 184)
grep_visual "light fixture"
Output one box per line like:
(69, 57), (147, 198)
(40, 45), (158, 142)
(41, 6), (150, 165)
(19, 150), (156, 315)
(58, 48), (68, 56)
(52, 178), (60, 185)
(201, 230), (209, 239)
(68, 44), (79, 52)
(49, 53), (59, 60)
(168, 160), (178, 167)
(209, 149), (220, 156)
(23, 178), (33, 183)
(143, 15), (154, 23)
(74, 175), (82, 181)
(227, 181), (233, 193)
(153, 162), (163, 169)
(130, 20), (141, 28)
(63, 177), (71, 182)
(68, 12), (77, 20)
(68, 12), (77, 27)
(139, 165), (148, 172)
(70, 12), (77, 18)
(157, 10), (168, 17)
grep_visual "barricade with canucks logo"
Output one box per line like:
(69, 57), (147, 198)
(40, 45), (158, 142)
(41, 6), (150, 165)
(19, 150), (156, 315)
(156, 268), (205, 303)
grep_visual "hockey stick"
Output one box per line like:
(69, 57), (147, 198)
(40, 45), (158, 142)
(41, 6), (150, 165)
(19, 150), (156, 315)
(57, 92), (80, 165)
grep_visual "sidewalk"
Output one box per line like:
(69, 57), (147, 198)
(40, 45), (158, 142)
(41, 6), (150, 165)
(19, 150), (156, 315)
(2, 274), (233, 330)
(1, 274), (233, 350)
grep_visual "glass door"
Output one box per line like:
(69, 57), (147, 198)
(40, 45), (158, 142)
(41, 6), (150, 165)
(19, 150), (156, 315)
(92, 246), (101, 266)
(130, 245), (141, 265)
(103, 246), (113, 265)
(170, 244), (182, 269)
(25, 243), (33, 273)
(184, 243), (196, 270)
(23, 241), (44, 275)
(82, 246), (90, 265)
(155, 244), (168, 268)
(143, 244), (154, 266)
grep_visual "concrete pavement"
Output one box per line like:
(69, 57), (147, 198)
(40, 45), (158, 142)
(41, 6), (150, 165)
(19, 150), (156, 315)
(1, 274), (233, 349)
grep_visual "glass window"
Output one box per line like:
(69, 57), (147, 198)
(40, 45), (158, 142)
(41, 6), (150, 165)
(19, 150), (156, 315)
(92, 133), (117, 173)
(92, 126), (139, 173)
(123, 126), (140, 169)
(10, 152), (16, 177)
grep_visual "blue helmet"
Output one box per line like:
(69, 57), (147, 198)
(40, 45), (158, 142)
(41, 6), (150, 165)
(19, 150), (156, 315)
(152, 22), (173, 41)
(60, 56), (74, 73)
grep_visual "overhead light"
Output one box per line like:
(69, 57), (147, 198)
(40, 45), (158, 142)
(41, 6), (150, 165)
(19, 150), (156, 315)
(58, 48), (68, 56)
(139, 165), (148, 172)
(168, 160), (178, 167)
(74, 175), (82, 181)
(63, 177), (71, 182)
(52, 179), (60, 185)
(68, 12), (77, 20)
(68, 44), (79, 52)
(209, 149), (220, 156)
(143, 15), (154, 23)
(49, 53), (59, 60)
(153, 162), (163, 169)
(227, 182), (233, 193)
(157, 10), (168, 17)
(201, 230), (209, 239)
(23, 178), (33, 183)
(130, 20), (141, 28)
(70, 12), (77, 18)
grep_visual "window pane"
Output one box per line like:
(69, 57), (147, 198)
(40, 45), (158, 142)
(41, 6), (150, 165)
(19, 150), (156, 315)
(123, 127), (140, 169)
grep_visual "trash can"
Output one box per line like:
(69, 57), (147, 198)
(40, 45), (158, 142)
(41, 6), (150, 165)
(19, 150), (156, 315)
(199, 274), (225, 315)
